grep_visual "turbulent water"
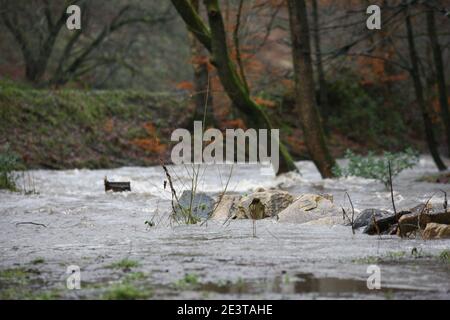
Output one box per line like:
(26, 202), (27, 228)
(0, 156), (449, 299)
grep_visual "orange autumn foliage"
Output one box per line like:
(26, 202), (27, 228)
(131, 122), (167, 155)
(176, 81), (195, 91)
(254, 96), (277, 108)
(222, 118), (247, 130)
(103, 118), (114, 133)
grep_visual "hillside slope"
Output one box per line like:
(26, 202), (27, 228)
(0, 82), (189, 169)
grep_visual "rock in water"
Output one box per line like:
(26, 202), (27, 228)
(277, 194), (342, 225)
(397, 203), (450, 237)
(353, 209), (390, 229)
(363, 204), (437, 236)
(210, 195), (240, 221)
(234, 190), (294, 220)
(423, 223), (450, 240)
(363, 214), (401, 235)
(174, 191), (215, 220)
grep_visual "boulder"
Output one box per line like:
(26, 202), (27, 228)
(173, 190), (215, 220)
(210, 195), (240, 221)
(397, 203), (450, 237)
(234, 190), (294, 220)
(353, 209), (390, 229)
(423, 223), (450, 240)
(277, 194), (342, 224)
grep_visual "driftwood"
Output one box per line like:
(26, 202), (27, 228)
(15, 222), (47, 228)
(363, 211), (410, 235)
(104, 176), (131, 193)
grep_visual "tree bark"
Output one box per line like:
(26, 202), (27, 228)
(171, 0), (297, 174)
(188, 0), (214, 126)
(0, 2), (66, 83)
(405, 10), (447, 171)
(311, 0), (328, 118)
(287, 0), (335, 178)
(426, 8), (450, 157)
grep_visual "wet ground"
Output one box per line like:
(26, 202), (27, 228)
(0, 156), (449, 299)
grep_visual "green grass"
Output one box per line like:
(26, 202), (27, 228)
(107, 259), (140, 270)
(352, 251), (410, 264)
(352, 256), (381, 264)
(352, 249), (441, 265)
(174, 273), (200, 289)
(0, 288), (61, 300)
(439, 250), (450, 263)
(123, 272), (147, 282)
(102, 283), (152, 300)
(0, 268), (31, 283)
(31, 258), (45, 265)
(386, 251), (406, 260)
(0, 267), (59, 299)
(0, 80), (187, 170)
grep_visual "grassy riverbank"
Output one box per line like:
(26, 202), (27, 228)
(0, 80), (424, 170)
(0, 81), (188, 169)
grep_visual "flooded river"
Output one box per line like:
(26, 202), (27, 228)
(0, 156), (449, 299)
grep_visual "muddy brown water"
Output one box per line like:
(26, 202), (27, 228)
(0, 156), (449, 299)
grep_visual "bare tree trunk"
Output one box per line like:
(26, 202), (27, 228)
(311, 0), (328, 117)
(287, 0), (335, 178)
(426, 8), (450, 157)
(233, 0), (250, 94)
(188, 0), (214, 126)
(405, 10), (447, 171)
(1, 9), (64, 83)
(171, 0), (297, 174)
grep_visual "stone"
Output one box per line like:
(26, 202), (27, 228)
(210, 195), (240, 221)
(234, 190), (294, 220)
(277, 194), (342, 224)
(174, 190), (215, 220)
(364, 203), (443, 236)
(353, 209), (390, 229)
(303, 216), (344, 226)
(397, 203), (450, 237)
(423, 223), (450, 240)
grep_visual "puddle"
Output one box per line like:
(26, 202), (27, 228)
(201, 273), (413, 296)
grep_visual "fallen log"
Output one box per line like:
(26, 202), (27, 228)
(363, 211), (410, 235)
(104, 176), (131, 193)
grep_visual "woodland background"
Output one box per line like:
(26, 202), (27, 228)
(0, 0), (449, 175)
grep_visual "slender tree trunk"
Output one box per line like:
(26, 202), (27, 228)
(233, 0), (250, 94)
(188, 0), (214, 126)
(311, 0), (328, 117)
(405, 11), (447, 171)
(287, 0), (335, 178)
(426, 8), (450, 157)
(204, 0), (296, 174)
(171, 0), (297, 174)
(2, 18), (57, 84)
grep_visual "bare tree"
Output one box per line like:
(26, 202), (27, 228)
(187, 0), (214, 126)
(405, 5), (447, 171)
(311, 0), (329, 118)
(171, 0), (297, 175)
(0, 0), (172, 85)
(426, 7), (450, 157)
(0, 0), (71, 83)
(287, 0), (336, 178)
